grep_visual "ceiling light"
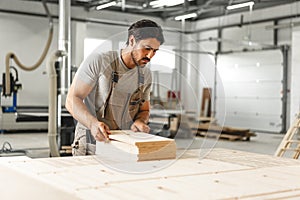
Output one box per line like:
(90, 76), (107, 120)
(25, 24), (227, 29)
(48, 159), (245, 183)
(226, 1), (254, 10)
(96, 1), (117, 10)
(175, 13), (197, 21)
(150, 0), (193, 8)
(150, 0), (183, 8)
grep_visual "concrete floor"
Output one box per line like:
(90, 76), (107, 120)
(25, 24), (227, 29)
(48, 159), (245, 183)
(0, 131), (284, 158)
(0, 132), (49, 158)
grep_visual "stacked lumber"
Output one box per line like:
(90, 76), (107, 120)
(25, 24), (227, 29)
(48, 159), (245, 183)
(96, 130), (176, 161)
(193, 122), (256, 141)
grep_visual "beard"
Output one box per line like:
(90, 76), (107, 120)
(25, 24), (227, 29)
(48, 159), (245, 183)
(131, 51), (141, 67)
(131, 50), (150, 68)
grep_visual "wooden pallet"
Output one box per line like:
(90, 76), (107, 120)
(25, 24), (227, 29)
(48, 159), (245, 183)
(197, 131), (256, 141)
(191, 122), (256, 141)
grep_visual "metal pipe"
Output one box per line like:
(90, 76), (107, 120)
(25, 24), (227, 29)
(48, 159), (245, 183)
(121, 0), (126, 11)
(212, 53), (218, 118)
(47, 0), (71, 157)
(173, 49), (214, 55)
(281, 45), (289, 133)
(273, 20), (278, 46)
(217, 28), (222, 52)
(47, 50), (67, 157)
(178, 19), (184, 100)
(185, 13), (300, 34)
(59, 0), (71, 95)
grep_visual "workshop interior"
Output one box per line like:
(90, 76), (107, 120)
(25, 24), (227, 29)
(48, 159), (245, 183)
(1, 0), (300, 198)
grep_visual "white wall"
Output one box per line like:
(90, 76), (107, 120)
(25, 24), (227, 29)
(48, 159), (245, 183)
(290, 28), (300, 123)
(0, 0), (300, 133)
(0, 13), (58, 106)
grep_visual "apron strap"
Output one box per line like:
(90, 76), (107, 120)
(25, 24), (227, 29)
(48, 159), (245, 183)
(99, 51), (119, 118)
(137, 66), (144, 89)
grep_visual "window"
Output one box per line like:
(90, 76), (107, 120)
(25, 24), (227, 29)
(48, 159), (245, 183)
(118, 42), (176, 73)
(149, 45), (175, 73)
(119, 41), (126, 50)
(84, 38), (112, 59)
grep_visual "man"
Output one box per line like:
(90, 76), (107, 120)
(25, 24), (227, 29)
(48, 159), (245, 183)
(66, 19), (165, 156)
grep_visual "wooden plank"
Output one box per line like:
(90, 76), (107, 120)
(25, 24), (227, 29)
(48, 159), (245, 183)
(109, 130), (174, 144)
(96, 130), (176, 161)
(200, 87), (211, 117)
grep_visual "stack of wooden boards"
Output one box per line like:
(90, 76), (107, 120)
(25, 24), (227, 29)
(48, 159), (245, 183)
(96, 130), (176, 161)
(191, 121), (256, 141)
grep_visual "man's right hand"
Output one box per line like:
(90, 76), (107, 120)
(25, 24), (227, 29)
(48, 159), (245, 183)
(90, 121), (111, 142)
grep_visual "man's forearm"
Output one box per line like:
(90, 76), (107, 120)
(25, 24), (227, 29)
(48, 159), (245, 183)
(135, 110), (150, 124)
(66, 96), (98, 129)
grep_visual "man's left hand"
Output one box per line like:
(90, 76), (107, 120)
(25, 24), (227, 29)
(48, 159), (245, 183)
(131, 119), (150, 133)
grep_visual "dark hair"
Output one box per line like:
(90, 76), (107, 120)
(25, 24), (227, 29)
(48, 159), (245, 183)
(126, 19), (165, 45)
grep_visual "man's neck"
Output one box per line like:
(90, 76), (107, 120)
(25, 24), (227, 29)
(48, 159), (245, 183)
(120, 48), (136, 69)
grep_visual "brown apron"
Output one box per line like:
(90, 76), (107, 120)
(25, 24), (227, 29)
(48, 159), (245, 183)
(72, 52), (145, 156)
(97, 72), (145, 130)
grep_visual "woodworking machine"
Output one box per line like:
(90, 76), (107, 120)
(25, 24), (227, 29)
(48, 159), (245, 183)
(0, 67), (48, 132)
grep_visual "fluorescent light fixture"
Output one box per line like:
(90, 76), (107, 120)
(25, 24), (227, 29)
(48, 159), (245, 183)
(175, 13), (197, 21)
(150, 0), (183, 8)
(96, 1), (117, 10)
(150, 0), (193, 8)
(226, 1), (254, 10)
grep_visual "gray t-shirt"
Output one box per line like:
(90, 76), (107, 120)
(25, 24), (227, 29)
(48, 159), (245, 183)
(74, 50), (152, 120)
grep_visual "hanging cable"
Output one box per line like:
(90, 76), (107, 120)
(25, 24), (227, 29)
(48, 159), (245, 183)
(0, 141), (27, 155)
(4, 0), (54, 95)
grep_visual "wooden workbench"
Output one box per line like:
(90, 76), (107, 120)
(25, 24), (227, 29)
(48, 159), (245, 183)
(0, 148), (300, 199)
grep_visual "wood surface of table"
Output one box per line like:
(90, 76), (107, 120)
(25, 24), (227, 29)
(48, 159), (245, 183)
(0, 148), (300, 200)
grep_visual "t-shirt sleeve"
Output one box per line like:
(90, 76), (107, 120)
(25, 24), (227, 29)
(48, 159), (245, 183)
(143, 83), (152, 101)
(75, 53), (103, 87)
(142, 69), (152, 101)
